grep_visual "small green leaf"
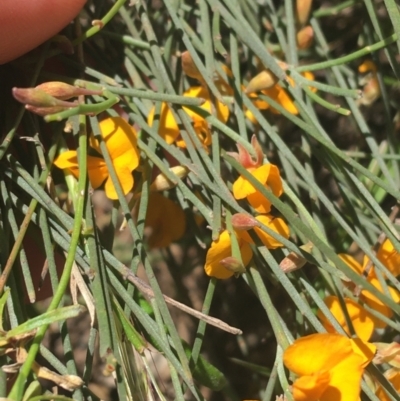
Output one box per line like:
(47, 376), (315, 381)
(7, 305), (86, 339)
(22, 379), (42, 401)
(112, 297), (147, 354)
(183, 341), (227, 391)
(0, 289), (10, 332)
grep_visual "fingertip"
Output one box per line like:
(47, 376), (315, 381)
(0, 0), (87, 64)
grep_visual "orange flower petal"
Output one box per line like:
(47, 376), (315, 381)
(148, 103), (180, 144)
(360, 277), (399, 328)
(204, 230), (253, 279)
(144, 193), (186, 248)
(292, 371), (330, 401)
(318, 296), (375, 341)
(284, 333), (375, 401)
(339, 253), (364, 275)
(104, 164), (133, 200)
(263, 85), (299, 115)
(283, 333), (355, 376)
(183, 86), (230, 124)
(349, 338), (377, 367)
(91, 117), (139, 165)
(232, 164), (272, 199)
(253, 215), (289, 249)
(377, 238), (400, 277)
(246, 191), (273, 213)
(54, 151), (109, 190)
(267, 164), (284, 197)
(320, 355), (365, 401)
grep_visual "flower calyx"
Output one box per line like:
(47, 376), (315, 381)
(231, 213), (259, 231)
(227, 135), (264, 169)
(219, 256), (246, 276)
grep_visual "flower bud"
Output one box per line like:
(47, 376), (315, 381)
(245, 70), (279, 94)
(296, 0), (313, 26)
(35, 82), (103, 100)
(149, 166), (189, 192)
(220, 256), (246, 275)
(358, 60), (377, 74)
(279, 252), (306, 273)
(279, 242), (313, 273)
(231, 213), (259, 231)
(13, 87), (79, 108)
(297, 26), (314, 50)
(181, 51), (203, 81)
(25, 105), (72, 117)
(13, 87), (60, 107)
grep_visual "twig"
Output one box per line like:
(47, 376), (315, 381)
(123, 269), (242, 335)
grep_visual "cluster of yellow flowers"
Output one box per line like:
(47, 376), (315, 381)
(277, 238), (400, 401)
(50, 5), (398, 398)
(204, 135), (289, 279)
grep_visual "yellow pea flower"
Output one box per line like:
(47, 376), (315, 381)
(204, 215), (289, 279)
(376, 238), (400, 277)
(339, 253), (400, 328)
(283, 333), (376, 401)
(54, 117), (140, 200)
(245, 70), (315, 118)
(204, 229), (253, 279)
(141, 192), (186, 249)
(229, 135), (284, 214)
(148, 86), (229, 148)
(317, 295), (375, 341)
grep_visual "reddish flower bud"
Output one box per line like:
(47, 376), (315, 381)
(279, 242), (313, 273)
(220, 256), (246, 275)
(35, 82), (103, 100)
(279, 252), (306, 273)
(231, 213), (259, 231)
(181, 51), (203, 81)
(12, 87), (79, 108)
(25, 105), (74, 117)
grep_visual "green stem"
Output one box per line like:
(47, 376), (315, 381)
(296, 33), (398, 72)
(8, 115), (87, 401)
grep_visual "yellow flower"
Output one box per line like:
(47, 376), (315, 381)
(283, 333), (376, 401)
(54, 117), (140, 200)
(148, 86), (229, 148)
(204, 229), (253, 279)
(239, 215), (290, 249)
(245, 71), (315, 119)
(232, 163), (283, 214)
(358, 60), (380, 106)
(340, 253), (400, 328)
(376, 238), (400, 277)
(317, 295), (375, 341)
(140, 192), (186, 249)
(204, 215), (289, 279)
